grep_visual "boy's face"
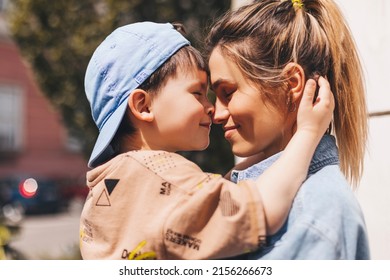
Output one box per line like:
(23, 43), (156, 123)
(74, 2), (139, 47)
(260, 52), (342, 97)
(149, 68), (214, 152)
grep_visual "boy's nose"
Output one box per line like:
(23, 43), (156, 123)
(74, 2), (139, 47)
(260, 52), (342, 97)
(213, 100), (229, 124)
(205, 100), (215, 116)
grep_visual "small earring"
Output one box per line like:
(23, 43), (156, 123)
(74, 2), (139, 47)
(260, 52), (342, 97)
(288, 102), (296, 112)
(286, 96), (296, 112)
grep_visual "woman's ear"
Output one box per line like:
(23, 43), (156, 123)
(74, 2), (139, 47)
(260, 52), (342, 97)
(283, 63), (305, 103)
(128, 89), (154, 122)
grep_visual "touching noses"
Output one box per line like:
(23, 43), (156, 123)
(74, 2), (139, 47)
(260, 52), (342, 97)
(212, 99), (229, 124)
(204, 99), (215, 117)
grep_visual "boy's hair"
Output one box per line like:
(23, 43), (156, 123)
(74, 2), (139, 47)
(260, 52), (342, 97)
(85, 22), (191, 168)
(138, 44), (208, 95)
(206, 0), (367, 186)
(112, 44), (208, 155)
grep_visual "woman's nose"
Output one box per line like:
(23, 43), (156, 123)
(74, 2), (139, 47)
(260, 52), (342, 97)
(213, 100), (229, 124)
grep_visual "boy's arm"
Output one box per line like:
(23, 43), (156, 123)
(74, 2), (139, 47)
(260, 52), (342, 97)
(253, 77), (334, 234)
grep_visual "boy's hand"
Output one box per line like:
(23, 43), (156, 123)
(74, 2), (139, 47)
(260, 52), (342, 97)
(297, 76), (335, 137)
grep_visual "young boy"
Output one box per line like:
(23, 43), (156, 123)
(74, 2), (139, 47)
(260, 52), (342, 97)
(80, 22), (334, 259)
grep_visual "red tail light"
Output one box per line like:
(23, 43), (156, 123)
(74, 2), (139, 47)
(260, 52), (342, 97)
(19, 178), (38, 198)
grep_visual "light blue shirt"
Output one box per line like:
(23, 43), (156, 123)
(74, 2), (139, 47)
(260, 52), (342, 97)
(231, 135), (370, 259)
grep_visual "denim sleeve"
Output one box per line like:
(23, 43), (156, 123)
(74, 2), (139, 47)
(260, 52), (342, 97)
(249, 220), (341, 259)
(245, 166), (370, 260)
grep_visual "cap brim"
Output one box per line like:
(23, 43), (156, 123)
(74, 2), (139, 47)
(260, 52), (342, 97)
(88, 99), (128, 168)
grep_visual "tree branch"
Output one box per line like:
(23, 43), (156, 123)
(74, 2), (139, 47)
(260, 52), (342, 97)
(369, 111), (390, 118)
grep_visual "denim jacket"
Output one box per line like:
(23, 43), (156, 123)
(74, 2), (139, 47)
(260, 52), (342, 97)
(231, 135), (370, 259)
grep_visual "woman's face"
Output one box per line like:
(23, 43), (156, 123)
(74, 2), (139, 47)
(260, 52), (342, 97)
(209, 47), (292, 158)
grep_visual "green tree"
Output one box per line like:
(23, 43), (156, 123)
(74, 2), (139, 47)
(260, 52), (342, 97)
(7, 0), (234, 174)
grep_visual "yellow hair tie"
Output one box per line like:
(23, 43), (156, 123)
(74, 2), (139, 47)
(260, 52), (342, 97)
(292, 0), (304, 8)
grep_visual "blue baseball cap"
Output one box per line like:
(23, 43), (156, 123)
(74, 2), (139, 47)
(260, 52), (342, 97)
(85, 22), (190, 168)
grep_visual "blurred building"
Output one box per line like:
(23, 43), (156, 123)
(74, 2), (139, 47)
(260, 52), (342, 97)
(0, 7), (87, 187)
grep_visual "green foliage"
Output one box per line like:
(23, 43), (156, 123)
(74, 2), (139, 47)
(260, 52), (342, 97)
(7, 0), (234, 173)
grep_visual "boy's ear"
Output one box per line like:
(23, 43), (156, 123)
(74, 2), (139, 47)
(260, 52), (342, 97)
(128, 89), (154, 122)
(283, 63), (305, 102)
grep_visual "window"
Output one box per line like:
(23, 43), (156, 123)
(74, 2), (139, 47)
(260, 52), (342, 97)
(65, 134), (83, 153)
(0, 0), (8, 12)
(0, 84), (23, 152)
(0, 0), (9, 12)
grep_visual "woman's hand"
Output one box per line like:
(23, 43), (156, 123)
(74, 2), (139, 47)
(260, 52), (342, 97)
(296, 77), (335, 137)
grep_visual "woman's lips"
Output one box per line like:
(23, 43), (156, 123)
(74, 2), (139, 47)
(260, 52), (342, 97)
(223, 125), (239, 139)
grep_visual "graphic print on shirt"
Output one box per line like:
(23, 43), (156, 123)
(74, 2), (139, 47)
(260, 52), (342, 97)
(160, 181), (171, 196)
(121, 240), (157, 260)
(196, 173), (221, 189)
(141, 152), (177, 175)
(165, 229), (201, 251)
(80, 219), (93, 244)
(220, 191), (240, 216)
(96, 178), (119, 207)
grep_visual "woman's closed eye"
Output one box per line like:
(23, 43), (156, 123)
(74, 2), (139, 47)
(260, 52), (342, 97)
(219, 87), (236, 101)
(224, 90), (234, 100)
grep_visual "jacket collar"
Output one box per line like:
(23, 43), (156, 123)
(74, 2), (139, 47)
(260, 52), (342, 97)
(231, 134), (339, 182)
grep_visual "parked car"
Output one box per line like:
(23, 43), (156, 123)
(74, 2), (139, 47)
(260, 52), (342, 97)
(0, 177), (63, 215)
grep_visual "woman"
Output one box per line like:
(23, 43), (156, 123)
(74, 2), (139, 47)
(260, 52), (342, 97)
(206, 0), (370, 259)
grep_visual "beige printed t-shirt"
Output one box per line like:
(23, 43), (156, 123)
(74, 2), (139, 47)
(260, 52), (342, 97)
(80, 150), (266, 260)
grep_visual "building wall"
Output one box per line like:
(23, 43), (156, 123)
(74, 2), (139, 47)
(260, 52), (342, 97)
(0, 28), (87, 183)
(335, 0), (390, 260)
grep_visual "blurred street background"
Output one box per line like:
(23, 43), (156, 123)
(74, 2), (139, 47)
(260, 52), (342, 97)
(10, 199), (84, 260)
(0, 0), (389, 260)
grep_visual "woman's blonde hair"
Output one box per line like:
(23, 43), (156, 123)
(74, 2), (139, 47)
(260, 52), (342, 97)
(206, 0), (367, 186)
